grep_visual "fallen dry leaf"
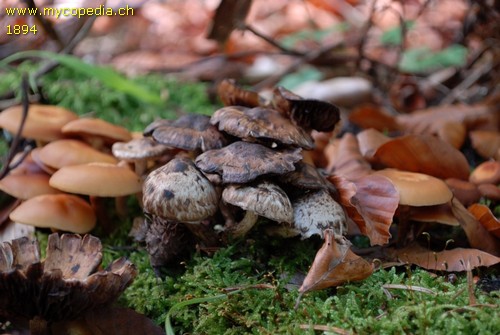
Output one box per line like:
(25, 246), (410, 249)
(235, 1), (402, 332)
(468, 203), (500, 238)
(391, 243), (500, 272)
(451, 198), (500, 256)
(373, 134), (470, 180)
(299, 230), (373, 293)
(325, 132), (372, 180)
(350, 174), (399, 246)
(348, 104), (400, 132)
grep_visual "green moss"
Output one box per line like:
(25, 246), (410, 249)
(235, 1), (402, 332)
(1, 63), (499, 335)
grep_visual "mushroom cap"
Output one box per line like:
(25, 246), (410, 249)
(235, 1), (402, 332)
(292, 190), (346, 238)
(195, 141), (303, 184)
(61, 117), (132, 144)
(469, 161), (500, 185)
(278, 161), (337, 196)
(49, 162), (142, 197)
(38, 139), (118, 169)
(143, 118), (173, 136)
(374, 169), (453, 206)
(0, 104), (78, 142)
(0, 173), (60, 199)
(152, 114), (228, 151)
(222, 181), (293, 223)
(9, 194), (96, 233)
(211, 106), (314, 149)
(272, 86), (341, 132)
(142, 157), (220, 222)
(111, 137), (173, 161)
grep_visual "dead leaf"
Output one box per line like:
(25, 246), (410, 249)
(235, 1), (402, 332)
(326, 133), (372, 180)
(351, 175), (399, 245)
(356, 128), (391, 161)
(299, 230), (373, 293)
(348, 104), (400, 132)
(451, 198), (500, 256)
(397, 103), (498, 135)
(391, 243), (500, 272)
(468, 204), (500, 238)
(207, 0), (253, 44)
(217, 79), (263, 107)
(373, 134), (470, 180)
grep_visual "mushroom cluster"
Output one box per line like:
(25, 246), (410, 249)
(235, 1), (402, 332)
(140, 79), (344, 267)
(0, 233), (136, 334)
(0, 104), (146, 238)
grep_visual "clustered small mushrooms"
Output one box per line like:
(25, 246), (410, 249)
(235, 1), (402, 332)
(0, 104), (144, 239)
(140, 79), (345, 267)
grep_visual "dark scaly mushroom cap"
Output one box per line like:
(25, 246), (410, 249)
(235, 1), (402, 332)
(278, 161), (338, 198)
(211, 106), (314, 149)
(292, 190), (346, 239)
(143, 118), (173, 136)
(142, 157), (220, 222)
(272, 86), (340, 132)
(112, 137), (173, 161)
(222, 181), (293, 223)
(0, 234), (136, 322)
(195, 141), (303, 184)
(217, 79), (264, 107)
(151, 114), (229, 151)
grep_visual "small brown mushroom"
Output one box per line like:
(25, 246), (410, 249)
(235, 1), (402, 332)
(210, 106), (314, 149)
(142, 157), (221, 247)
(38, 139), (118, 169)
(151, 114), (229, 152)
(221, 181), (293, 238)
(469, 161), (500, 185)
(112, 137), (174, 176)
(0, 104), (78, 143)
(61, 117), (132, 149)
(195, 141), (302, 184)
(9, 194), (96, 234)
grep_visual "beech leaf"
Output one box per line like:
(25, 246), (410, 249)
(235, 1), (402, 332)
(373, 134), (470, 180)
(392, 243), (500, 272)
(299, 230), (373, 293)
(468, 203), (500, 238)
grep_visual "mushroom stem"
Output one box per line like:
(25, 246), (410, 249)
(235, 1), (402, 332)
(226, 211), (259, 238)
(115, 196), (128, 218)
(183, 221), (220, 248)
(89, 196), (114, 233)
(29, 316), (49, 335)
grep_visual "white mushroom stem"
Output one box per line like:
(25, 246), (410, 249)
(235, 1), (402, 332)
(226, 211), (259, 238)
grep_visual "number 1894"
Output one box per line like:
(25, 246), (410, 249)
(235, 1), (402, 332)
(6, 24), (38, 35)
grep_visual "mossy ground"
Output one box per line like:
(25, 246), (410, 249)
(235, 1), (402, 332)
(1, 64), (499, 334)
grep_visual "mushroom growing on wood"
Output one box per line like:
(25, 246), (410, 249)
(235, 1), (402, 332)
(0, 234), (137, 334)
(195, 141), (302, 184)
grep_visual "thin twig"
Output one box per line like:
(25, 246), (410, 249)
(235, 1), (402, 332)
(244, 24), (303, 56)
(23, 0), (64, 49)
(382, 284), (436, 300)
